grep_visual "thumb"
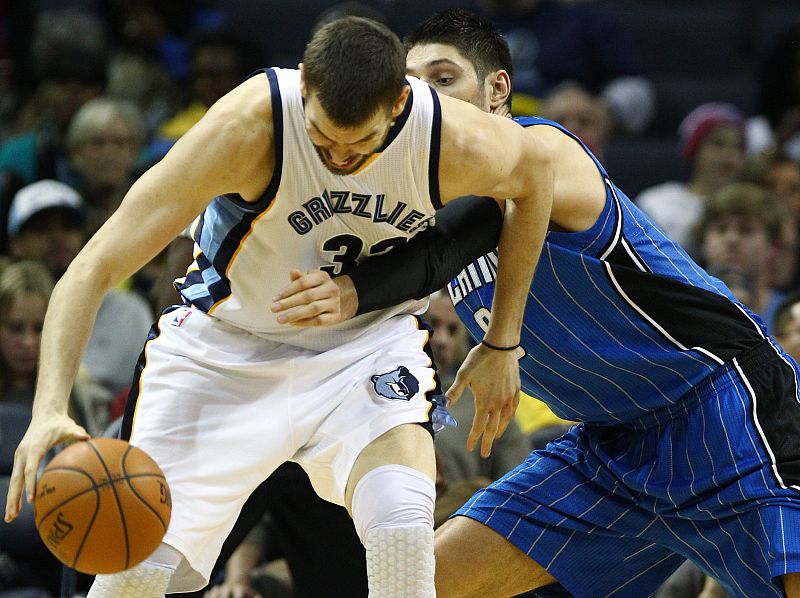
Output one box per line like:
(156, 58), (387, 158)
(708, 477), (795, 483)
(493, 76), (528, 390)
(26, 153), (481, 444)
(289, 269), (304, 281)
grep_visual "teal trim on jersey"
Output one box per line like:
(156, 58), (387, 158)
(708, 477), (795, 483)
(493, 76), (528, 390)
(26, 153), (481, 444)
(176, 67), (284, 311)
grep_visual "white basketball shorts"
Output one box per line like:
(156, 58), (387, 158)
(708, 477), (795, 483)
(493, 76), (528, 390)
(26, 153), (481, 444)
(121, 306), (440, 592)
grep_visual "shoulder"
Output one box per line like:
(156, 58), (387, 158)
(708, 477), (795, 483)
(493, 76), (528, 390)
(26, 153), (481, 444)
(204, 72), (273, 135)
(437, 96), (541, 189)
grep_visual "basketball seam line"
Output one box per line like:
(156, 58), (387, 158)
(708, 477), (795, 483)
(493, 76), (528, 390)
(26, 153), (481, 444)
(88, 441), (132, 570)
(34, 468), (98, 527)
(122, 447), (169, 532)
(36, 470), (166, 524)
(71, 487), (100, 570)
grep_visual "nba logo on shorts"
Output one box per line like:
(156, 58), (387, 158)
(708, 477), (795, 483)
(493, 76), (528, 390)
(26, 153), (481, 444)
(169, 308), (192, 328)
(371, 366), (419, 401)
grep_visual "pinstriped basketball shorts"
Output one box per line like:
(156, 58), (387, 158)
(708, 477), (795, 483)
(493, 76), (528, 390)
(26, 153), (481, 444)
(457, 340), (800, 598)
(120, 306), (441, 592)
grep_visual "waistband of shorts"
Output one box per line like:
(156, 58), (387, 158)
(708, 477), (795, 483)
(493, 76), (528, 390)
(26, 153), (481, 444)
(623, 338), (779, 430)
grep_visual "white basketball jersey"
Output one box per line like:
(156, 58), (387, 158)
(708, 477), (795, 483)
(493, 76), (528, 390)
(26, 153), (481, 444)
(175, 68), (442, 350)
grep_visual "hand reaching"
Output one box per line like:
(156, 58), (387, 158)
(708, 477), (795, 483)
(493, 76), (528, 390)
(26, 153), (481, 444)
(5, 413), (89, 522)
(271, 269), (358, 326)
(446, 343), (521, 458)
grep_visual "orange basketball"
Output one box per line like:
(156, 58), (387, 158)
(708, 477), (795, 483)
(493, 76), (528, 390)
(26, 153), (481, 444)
(34, 438), (171, 574)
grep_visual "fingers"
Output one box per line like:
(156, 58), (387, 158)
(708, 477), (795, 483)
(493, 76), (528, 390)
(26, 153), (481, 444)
(272, 270), (331, 307)
(495, 389), (520, 439)
(5, 450), (25, 522)
(480, 408), (503, 458)
(466, 410), (487, 453)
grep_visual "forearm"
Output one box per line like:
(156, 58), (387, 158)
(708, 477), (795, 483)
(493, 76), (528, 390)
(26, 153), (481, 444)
(225, 541), (263, 585)
(349, 195), (502, 315)
(33, 260), (111, 419)
(485, 159), (553, 346)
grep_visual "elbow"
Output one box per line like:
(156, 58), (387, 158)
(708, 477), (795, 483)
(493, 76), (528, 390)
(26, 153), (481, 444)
(60, 252), (116, 295)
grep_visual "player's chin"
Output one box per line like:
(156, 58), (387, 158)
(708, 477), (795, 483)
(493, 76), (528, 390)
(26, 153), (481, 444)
(324, 157), (366, 175)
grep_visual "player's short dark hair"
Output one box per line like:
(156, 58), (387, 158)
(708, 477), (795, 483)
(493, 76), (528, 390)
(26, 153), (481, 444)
(405, 9), (514, 85)
(302, 16), (406, 127)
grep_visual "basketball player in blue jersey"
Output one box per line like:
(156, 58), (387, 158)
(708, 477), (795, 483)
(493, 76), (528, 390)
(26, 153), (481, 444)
(272, 10), (800, 598)
(4, 17), (554, 598)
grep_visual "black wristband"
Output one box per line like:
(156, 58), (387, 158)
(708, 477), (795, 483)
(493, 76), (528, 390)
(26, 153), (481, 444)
(481, 339), (520, 351)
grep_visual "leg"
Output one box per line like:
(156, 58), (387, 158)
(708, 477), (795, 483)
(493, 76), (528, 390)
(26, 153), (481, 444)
(345, 424), (436, 598)
(435, 516), (555, 598)
(784, 572), (800, 597)
(87, 544), (182, 598)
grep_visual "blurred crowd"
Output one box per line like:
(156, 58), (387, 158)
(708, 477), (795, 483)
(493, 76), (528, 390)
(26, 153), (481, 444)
(2, 1), (800, 597)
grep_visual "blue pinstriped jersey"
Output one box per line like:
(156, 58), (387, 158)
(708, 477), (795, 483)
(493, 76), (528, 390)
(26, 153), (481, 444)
(450, 117), (768, 424)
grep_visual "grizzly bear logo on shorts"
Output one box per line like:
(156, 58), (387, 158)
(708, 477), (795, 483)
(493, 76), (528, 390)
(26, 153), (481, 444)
(371, 366), (419, 400)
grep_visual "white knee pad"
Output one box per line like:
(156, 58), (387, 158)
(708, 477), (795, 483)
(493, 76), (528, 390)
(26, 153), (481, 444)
(86, 544), (182, 598)
(351, 465), (436, 597)
(351, 464), (435, 543)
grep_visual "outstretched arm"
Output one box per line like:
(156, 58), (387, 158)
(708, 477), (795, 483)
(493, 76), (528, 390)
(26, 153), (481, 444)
(5, 74), (274, 522)
(436, 100), (554, 457)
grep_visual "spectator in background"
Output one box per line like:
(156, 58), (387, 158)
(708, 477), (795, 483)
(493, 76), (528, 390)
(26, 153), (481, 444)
(155, 29), (262, 154)
(473, 0), (655, 134)
(5, 180), (153, 396)
(739, 151), (800, 292)
(637, 103), (746, 257)
(748, 24), (800, 163)
(66, 97), (148, 234)
(0, 260), (62, 598)
(6, 179), (86, 280)
(0, 261), (52, 407)
(538, 81), (612, 160)
(0, 9), (107, 185)
(772, 291), (800, 363)
(65, 96), (184, 312)
(697, 183), (785, 331)
(106, 48), (180, 143)
(740, 150), (800, 218)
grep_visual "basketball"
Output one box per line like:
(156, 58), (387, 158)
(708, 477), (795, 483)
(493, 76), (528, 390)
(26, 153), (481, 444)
(33, 438), (171, 574)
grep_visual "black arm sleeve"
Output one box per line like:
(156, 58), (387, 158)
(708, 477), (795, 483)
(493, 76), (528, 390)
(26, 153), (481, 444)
(347, 195), (502, 316)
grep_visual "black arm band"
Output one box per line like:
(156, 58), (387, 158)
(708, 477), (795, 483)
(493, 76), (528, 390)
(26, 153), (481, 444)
(347, 195), (503, 316)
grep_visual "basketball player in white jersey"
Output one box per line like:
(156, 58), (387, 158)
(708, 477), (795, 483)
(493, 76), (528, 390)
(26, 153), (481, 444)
(4, 17), (553, 598)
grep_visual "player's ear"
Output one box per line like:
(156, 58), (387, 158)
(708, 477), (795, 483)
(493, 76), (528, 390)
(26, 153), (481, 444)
(488, 69), (511, 113)
(390, 85), (411, 119)
(299, 63), (306, 97)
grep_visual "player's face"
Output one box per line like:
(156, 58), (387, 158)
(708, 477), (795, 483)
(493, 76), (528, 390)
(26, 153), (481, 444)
(0, 293), (46, 383)
(406, 44), (490, 111)
(304, 92), (402, 176)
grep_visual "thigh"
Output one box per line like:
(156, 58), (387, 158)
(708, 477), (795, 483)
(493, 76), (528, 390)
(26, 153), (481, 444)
(435, 515), (555, 598)
(294, 314), (441, 505)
